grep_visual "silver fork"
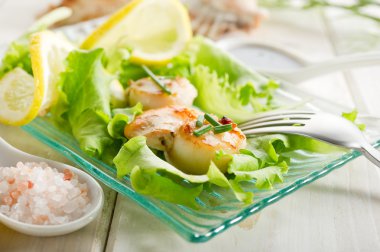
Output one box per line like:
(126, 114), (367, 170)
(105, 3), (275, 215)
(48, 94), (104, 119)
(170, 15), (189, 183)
(239, 110), (380, 167)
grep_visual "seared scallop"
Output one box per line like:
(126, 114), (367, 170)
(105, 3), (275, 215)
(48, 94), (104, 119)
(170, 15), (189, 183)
(165, 121), (247, 175)
(124, 105), (246, 175)
(124, 106), (200, 151)
(127, 77), (197, 110)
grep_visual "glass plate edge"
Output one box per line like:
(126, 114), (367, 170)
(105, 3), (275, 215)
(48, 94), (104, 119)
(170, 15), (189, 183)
(21, 121), (380, 242)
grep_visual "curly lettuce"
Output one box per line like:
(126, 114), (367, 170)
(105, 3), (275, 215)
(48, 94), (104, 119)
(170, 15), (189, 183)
(114, 136), (253, 207)
(342, 109), (366, 131)
(107, 103), (143, 140)
(0, 35), (32, 79)
(51, 49), (114, 158)
(113, 135), (291, 207)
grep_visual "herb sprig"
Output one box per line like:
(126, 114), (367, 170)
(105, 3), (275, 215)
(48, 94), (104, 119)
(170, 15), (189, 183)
(141, 65), (172, 94)
(214, 124), (233, 134)
(204, 113), (221, 126)
(194, 113), (234, 136)
(193, 124), (213, 136)
(196, 114), (204, 127)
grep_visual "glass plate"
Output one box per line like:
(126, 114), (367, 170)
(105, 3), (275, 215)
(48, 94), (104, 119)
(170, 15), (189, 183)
(16, 20), (380, 242)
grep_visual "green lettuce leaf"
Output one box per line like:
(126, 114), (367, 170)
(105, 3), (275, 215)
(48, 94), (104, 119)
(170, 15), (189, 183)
(114, 136), (209, 182)
(244, 134), (289, 166)
(227, 152), (287, 190)
(52, 49), (114, 157)
(71, 109), (112, 157)
(115, 37), (277, 123)
(154, 51), (193, 78)
(207, 162), (253, 204)
(186, 37), (279, 123)
(131, 167), (204, 208)
(118, 61), (146, 87)
(188, 37), (265, 84)
(342, 109), (366, 131)
(114, 136), (208, 208)
(239, 80), (279, 112)
(0, 36), (32, 79)
(286, 135), (345, 154)
(0, 7), (72, 79)
(190, 65), (255, 122)
(113, 136), (253, 207)
(227, 154), (260, 173)
(117, 52), (192, 87)
(231, 163), (288, 190)
(107, 103), (143, 139)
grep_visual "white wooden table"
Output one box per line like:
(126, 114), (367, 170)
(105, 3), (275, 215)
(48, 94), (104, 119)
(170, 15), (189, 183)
(1, 1), (380, 251)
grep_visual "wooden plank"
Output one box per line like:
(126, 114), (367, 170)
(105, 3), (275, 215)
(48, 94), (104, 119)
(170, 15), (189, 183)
(1, 1), (379, 251)
(0, 0), (7, 8)
(252, 9), (354, 108)
(0, 125), (117, 252)
(321, 8), (380, 116)
(320, 7), (380, 251)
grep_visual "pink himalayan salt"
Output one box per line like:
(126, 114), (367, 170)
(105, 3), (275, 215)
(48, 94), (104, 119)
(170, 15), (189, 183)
(0, 162), (90, 225)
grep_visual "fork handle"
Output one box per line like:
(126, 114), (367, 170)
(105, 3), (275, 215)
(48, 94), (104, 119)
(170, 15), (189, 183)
(261, 52), (380, 83)
(360, 143), (380, 168)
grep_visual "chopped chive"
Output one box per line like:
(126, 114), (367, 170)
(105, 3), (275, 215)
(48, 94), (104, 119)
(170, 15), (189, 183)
(204, 113), (221, 126)
(141, 65), (172, 94)
(193, 125), (213, 137)
(196, 114), (204, 127)
(214, 124), (233, 134)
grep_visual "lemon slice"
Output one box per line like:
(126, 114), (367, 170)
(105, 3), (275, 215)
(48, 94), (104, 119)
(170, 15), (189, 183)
(0, 68), (40, 126)
(81, 0), (192, 65)
(30, 30), (74, 114)
(0, 31), (74, 126)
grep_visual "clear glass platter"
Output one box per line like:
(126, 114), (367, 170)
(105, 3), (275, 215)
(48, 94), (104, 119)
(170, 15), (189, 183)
(14, 20), (380, 242)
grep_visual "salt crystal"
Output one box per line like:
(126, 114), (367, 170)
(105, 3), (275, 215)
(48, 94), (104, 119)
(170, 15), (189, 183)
(0, 205), (10, 214)
(0, 162), (90, 225)
(62, 200), (77, 214)
(47, 185), (57, 192)
(0, 180), (9, 192)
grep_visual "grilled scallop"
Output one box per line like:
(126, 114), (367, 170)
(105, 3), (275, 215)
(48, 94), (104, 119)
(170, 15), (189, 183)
(124, 106), (200, 151)
(124, 105), (247, 175)
(165, 121), (247, 175)
(127, 77), (198, 110)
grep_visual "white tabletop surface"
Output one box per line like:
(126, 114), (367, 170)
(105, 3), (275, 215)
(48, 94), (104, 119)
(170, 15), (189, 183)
(1, 1), (380, 251)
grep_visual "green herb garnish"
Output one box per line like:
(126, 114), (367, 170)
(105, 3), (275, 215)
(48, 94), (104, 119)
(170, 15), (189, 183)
(204, 113), (221, 126)
(196, 114), (204, 127)
(141, 65), (172, 94)
(193, 124), (213, 136)
(214, 124), (233, 134)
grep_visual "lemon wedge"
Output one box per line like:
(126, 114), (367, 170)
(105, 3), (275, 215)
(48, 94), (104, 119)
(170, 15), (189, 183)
(81, 0), (192, 65)
(0, 68), (40, 126)
(30, 30), (74, 114)
(0, 31), (74, 126)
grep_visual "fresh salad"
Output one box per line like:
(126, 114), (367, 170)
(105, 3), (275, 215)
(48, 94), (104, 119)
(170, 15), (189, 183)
(0, 0), (351, 208)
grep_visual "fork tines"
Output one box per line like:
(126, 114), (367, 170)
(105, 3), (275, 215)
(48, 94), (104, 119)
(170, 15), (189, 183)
(239, 110), (315, 127)
(238, 111), (316, 135)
